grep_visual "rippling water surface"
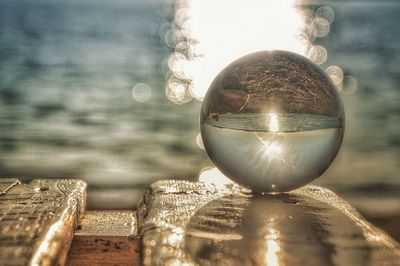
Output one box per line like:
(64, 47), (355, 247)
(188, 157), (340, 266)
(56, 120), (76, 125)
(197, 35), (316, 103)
(0, 0), (399, 214)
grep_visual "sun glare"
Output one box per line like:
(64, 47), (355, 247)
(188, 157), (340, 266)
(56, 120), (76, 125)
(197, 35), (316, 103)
(267, 112), (279, 133)
(166, 0), (309, 102)
(163, 1), (353, 104)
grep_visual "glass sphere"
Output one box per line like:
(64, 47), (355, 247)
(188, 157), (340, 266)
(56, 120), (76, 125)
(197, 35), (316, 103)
(200, 50), (344, 192)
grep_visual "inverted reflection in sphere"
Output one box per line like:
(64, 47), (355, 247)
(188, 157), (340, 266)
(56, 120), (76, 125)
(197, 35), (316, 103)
(200, 51), (344, 192)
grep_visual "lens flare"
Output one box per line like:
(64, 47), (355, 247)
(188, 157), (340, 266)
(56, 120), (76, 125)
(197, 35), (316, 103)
(132, 83), (152, 102)
(342, 75), (358, 95)
(326, 66), (344, 87)
(316, 5), (335, 24)
(307, 45), (327, 65)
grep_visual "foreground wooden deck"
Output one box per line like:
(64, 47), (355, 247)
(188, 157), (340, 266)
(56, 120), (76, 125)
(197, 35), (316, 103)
(0, 179), (86, 265)
(0, 179), (399, 265)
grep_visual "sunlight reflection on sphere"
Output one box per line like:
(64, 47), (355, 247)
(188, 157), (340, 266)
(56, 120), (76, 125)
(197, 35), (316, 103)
(132, 83), (152, 102)
(316, 5), (335, 24)
(308, 45), (327, 65)
(326, 66), (344, 87)
(196, 133), (205, 150)
(200, 51), (344, 192)
(312, 17), (330, 38)
(342, 76), (358, 95)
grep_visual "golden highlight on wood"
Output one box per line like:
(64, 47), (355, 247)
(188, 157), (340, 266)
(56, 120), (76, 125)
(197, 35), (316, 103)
(0, 179), (86, 266)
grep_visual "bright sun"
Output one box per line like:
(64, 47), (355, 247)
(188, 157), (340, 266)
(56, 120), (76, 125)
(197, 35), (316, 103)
(166, 0), (311, 103)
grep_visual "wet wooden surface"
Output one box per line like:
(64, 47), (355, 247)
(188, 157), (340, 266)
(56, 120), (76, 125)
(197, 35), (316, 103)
(0, 179), (86, 266)
(2, 178), (399, 265)
(67, 210), (140, 266)
(138, 180), (400, 266)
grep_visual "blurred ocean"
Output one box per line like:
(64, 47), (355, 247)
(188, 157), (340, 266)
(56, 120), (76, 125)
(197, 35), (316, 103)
(0, 0), (399, 218)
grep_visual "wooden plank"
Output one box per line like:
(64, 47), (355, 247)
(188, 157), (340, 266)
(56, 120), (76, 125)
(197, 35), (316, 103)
(0, 179), (86, 266)
(67, 210), (140, 266)
(138, 180), (400, 265)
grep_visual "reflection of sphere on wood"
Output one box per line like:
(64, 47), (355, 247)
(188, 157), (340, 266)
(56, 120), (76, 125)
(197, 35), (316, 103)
(200, 50), (344, 192)
(184, 194), (370, 265)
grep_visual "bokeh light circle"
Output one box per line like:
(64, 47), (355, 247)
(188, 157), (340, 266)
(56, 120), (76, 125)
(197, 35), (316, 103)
(132, 83), (152, 102)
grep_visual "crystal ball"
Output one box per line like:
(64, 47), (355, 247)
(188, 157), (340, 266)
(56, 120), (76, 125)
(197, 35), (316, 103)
(200, 50), (344, 192)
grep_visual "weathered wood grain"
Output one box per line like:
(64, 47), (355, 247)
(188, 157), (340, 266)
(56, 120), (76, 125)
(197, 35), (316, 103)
(67, 210), (140, 266)
(0, 179), (86, 266)
(138, 180), (400, 266)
